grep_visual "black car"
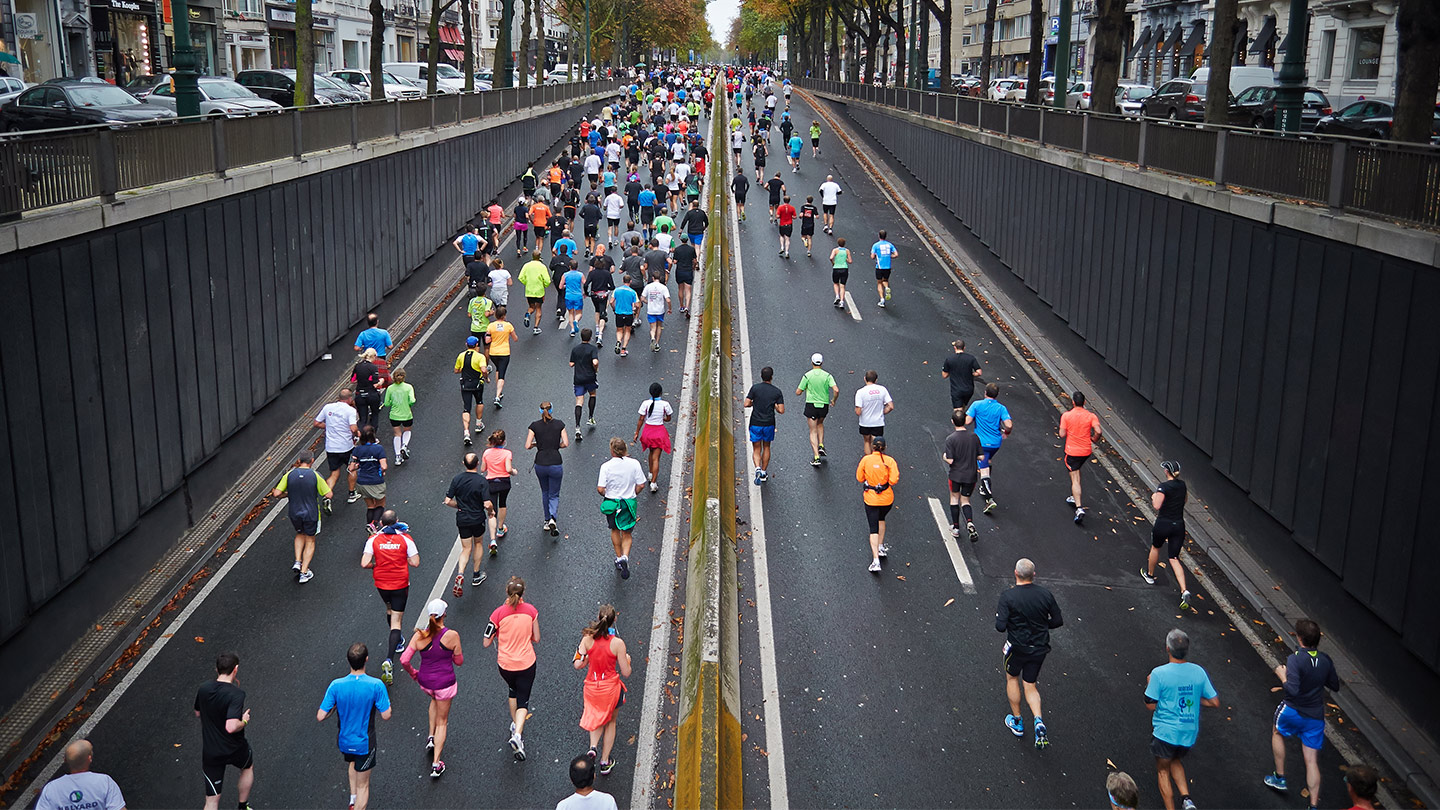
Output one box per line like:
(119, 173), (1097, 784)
(1141, 78), (1208, 122)
(1226, 85), (1330, 132)
(1, 81), (176, 131)
(1311, 99), (1440, 142)
(234, 69), (361, 106)
(121, 73), (163, 98)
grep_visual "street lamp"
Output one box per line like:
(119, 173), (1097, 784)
(172, 0), (200, 116)
(1273, 0), (1308, 134)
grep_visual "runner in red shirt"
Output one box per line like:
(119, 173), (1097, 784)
(361, 510), (420, 685)
(776, 195), (797, 259)
(1057, 391), (1102, 525)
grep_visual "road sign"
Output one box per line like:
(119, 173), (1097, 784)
(778, 35), (787, 62)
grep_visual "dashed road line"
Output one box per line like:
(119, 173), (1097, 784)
(927, 497), (977, 594)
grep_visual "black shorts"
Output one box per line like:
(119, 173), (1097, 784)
(734, 192), (746, 203)
(950, 391), (975, 412)
(584, 224), (599, 238)
(458, 521), (487, 539)
(591, 296), (610, 319)
(640, 208), (655, 224)
(462, 387), (485, 411)
(202, 744), (254, 796)
(490, 355), (510, 380)
(615, 313), (635, 328)
(823, 203), (836, 215)
(864, 503), (893, 534)
(1152, 518), (1186, 558)
(812, 137), (820, 146)
(1151, 736), (1191, 761)
(949, 479), (976, 496)
(1064, 454), (1089, 472)
(875, 268), (892, 281)
(390, 417), (413, 428)
(290, 515), (320, 536)
(755, 157), (767, 168)
(832, 269), (849, 285)
(803, 403), (829, 420)
(376, 586), (408, 613)
(549, 182), (562, 197)
(676, 269), (694, 286)
(343, 748), (377, 772)
(532, 225), (547, 241)
(858, 425), (884, 437)
(607, 217), (620, 231)
(1004, 649), (1046, 683)
(801, 221), (815, 236)
(778, 224), (793, 236)
(327, 450), (351, 474)
(500, 663), (537, 709)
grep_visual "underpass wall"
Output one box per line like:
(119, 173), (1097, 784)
(834, 98), (1440, 675)
(0, 103), (585, 647)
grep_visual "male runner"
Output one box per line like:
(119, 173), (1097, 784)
(966, 383), (1012, 514)
(796, 353), (839, 467)
(360, 510), (419, 685)
(195, 651), (254, 810)
(854, 370), (895, 455)
(671, 234), (698, 316)
(454, 336), (489, 445)
(1141, 461), (1192, 609)
(941, 339), (983, 411)
(445, 452), (494, 589)
(603, 188), (627, 246)
(317, 643), (392, 810)
(765, 173), (786, 222)
(787, 131), (804, 173)
(612, 275), (640, 357)
(484, 306), (515, 409)
(799, 196), (818, 256)
(642, 273), (671, 352)
(1265, 619), (1341, 808)
(996, 558), (1063, 749)
(517, 252), (551, 335)
(744, 366), (785, 485)
(1058, 391), (1102, 524)
(272, 451), (331, 583)
(943, 410), (984, 541)
(579, 194), (603, 257)
(570, 328), (601, 438)
(871, 229), (898, 307)
(562, 257), (587, 337)
(678, 199), (709, 251)
(775, 195), (796, 258)
(818, 175), (842, 234)
(314, 390), (359, 505)
(585, 245), (616, 342)
(731, 172), (750, 222)
(1147, 629), (1221, 810)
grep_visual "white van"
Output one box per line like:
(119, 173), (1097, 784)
(1190, 65), (1275, 97)
(383, 61), (466, 93)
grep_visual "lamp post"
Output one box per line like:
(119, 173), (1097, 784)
(171, 0), (200, 117)
(1053, 0), (1072, 107)
(1273, 0), (1308, 134)
(584, 0), (591, 75)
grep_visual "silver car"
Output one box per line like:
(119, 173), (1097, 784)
(144, 77), (283, 117)
(1115, 84), (1153, 117)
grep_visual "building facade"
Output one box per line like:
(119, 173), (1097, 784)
(1304, 0), (1397, 107)
(952, 0), (1040, 78)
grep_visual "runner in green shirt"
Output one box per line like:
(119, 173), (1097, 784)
(809, 121), (822, 157)
(796, 353), (840, 467)
(468, 292), (494, 341)
(381, 367), (417, 464)
(517, 253), (552, 334)
(829, 238), (852, 310)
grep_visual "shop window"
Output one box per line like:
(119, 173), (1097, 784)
(1347, 26), (1381, 81)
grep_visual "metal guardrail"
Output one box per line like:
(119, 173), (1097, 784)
(800, 78), (1440, 229)
(0, 80), (610, 220)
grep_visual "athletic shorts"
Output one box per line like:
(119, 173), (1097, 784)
(832, 270), (849, 285)
(778, 224), (793, 236)
(1274, 703), (1326, 749)
(875, 268), (892, 281)
(1152, 518), (1186, 558)
(640, 208), (655, 224)
(486, 481), (509, 509)
(790, 150), (801, 160)
(500, 663), (537, 710)
(823, 203), (836, 215)
(978, 446), (1001, 470)
(574, 382), (598, 396)
(676, 269), (694, 286)
(1004, 648), (1046, 683)
(490, 355), (510, 380)
(749, 424), (776, 443)
(591, 296), (610, 318)
(951, 391), (975, 411)
(376, 586), (408, 613)
(607, 218), (620, 231)
(458, 521), (487, 539)
(858, 425), (884, 437)
(864, 503), (893, 534)
(356, 482), (385, 500)
(461, 387), (485, 412)
(532, 225), (547, 242)
(734, 192), (747, 203)
(565, 296), (584, 311)
(648, 313), (665, 324)
(1064, 454), (1089, 472)
(389, 417), (413, 428)
(949, 479), (976, 496)
(812, 138), (821, 146)
(584, 224), (599, 238)
(803, 403), (829, 420)
(202, 744), (254, 796)
(526, 296), (544, 307)
(343, 749), (377, 773)
(290, 515), (319, 536)
(801, 221), (815, 236)
(1150, 736), (1190, 761)
(615, 313), (635, 328)
(327, 450), (352, 474)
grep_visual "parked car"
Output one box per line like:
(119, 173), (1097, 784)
(1141, 78), (1207, 122)
(1068, 80), (1092, 109)
(1190, 65), (1274, 97)
(1114, 83), (1153, 117)
(329, 69), (425, 99)
(235, 69), (362, 105)
(0, 76), (31, 105)
(0, 81), (176, 131)
(143, 76), (282, 118)
(1311, 99), (1440, 142)
(383, 61), (464, 93)
(1003, 78), (1031, 102)
(121, 74), (161, 98)
(989, 78), (1016, 102)
(315, 73), (368, 102)
(1226, 85), (1330, 131)
(957, 76), (981, 96)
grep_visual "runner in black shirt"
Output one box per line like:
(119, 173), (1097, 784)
(743, 365), (785, 485)
(570, 329), (601, 440)
(445, 452), (493, 589)
(671, 236), (699, 317)
(799, 196), (818, 257)
(585, 252), (616, 341)
(942, 340), (984, 410)
(195, 652), (254, 809)
(579, 196), (603, 258)
(942, 411), (984, 542)
(731, 172), (750, 221)
(765, 174), (785, 222)
(1142, 461), (1192, 608)
(995, 558), (1063, 748)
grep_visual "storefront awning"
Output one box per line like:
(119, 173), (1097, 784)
(1249, 15), (1276, 55)
(1127, 25), (1153, 61)
(443, 47), (464, 61)
(439, 24), (462, 44)
(1160, 23), (1185, 53)
(1179, 20), (1206, 56)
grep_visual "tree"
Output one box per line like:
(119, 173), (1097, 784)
(494, 0), (515, 87)
(828, 0), (841, 80)
(534, 0), (546, 79)
(979, 0), (998, 90)
(368, 0), (386, 99)
(519, 0), (532, 86)
(463, 0), (475, 90)
(1205, 0), (1237, 123)
(427, 0), (460, 95)
(1089, 0), (1125, 113)
(1393, 0), (1440, 144)
(295, 0), (314, 107)
(922, 0), (952, 91)
(1024, 0), (1043, 102)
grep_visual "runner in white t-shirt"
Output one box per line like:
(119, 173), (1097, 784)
(818, 175), (843, 234)
(853, 370), (895, 455)
(315, 390), (360, 503)
(642, 277), (670, 352)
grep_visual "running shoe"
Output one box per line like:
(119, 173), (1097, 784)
(497, 525), (508, 539)
(877, 299), (886, 308)
(868, 559), (881, 573)
(806, 250), (811, 257)
(475, 421), (485, 433)
(510, 722), (517, 736)
(1004, 714), (1024, 737)
(473, 570), (486, 587)
(588, 418), (597, 427)
(426, 735), (435, 751)
(619, 558), (631, 580)
(983, 498), (997, 515)
(620, 348), (629, 357)
(489, 541), (498, 556)
(549, 519), (559, 537)
(380, 659), (393, 685)
(885, 287), (892, 301)
(322, 497), (333, 515)
(401, 447), (410, 462)
(347, 490), (360, 504)
(298, 570), (314, 584)
(968, 522), (980, 543)
(1180, 800), (1196, 810)
(1140, 569), (1156, 585)
(650, 481), (659, 493)
(598, 759), (616, 775)
(1263, 773), (1287, 792)
(615, 341), (622, 355)
(292, 560), (303, 576)
(452, 574), (464, 598)
(1034, 720), (1049, 749)
(1065, 495), (1075, 505)
(576, 428), (584, 442)
(759, 470), (769, 481)
(1180, 590), (1192, 610)
(811, 456), (821, 467)
(532, 327), (542, 335)
(817, 444), (826, 457)
(523, 313), (531, 328)
(431, 761), (445, 778)
(463, 434), (473, 447)
(755, 468), (763, 486)
(950, 524), (961, 539)
(1073, 507), (1085, 525)
(877, 543), (889, 558)
(834, 298), (842, 307)
(587, 747), (598, 761)
(394, 455), (404, 466)
(510, 732), (526, 760)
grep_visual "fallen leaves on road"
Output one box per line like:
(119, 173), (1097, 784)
(194, 636), (205, 643)
(944, 598), (955, 606)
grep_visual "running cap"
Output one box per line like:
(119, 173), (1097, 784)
(810, 353), (824, 365)
(1161, 460), (1181, 476)
(466, 336), (480, 347)
(425, 598), (448, 618)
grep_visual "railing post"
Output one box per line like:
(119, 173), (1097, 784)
(479, 90), (486, 118)
(429, 94), (437, 130)
(456, 91), (463, 124)
(350, 102), (359, 146)
(1138, 118), (1149, 168)
(1005, 104), (1012, 137)
(292, 109), (303, 159)
(394, 98), (402, 137)
(1038, 108), (1047, 145)
(212, 116), (228, 177)
(1327, 140), (1347, 208)
(1212, 128), (1228, 186)
(1081, 114), (1091, 154)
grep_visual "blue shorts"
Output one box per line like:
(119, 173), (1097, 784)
(574, 383), (598, 396)
(978, 445), (1002, 470)
(749, 425), (776, 443)
(690, 233), (704, 249)
(1274, 703), (1326, 750)
(790, 150), (801, 159)
(565, 296), (584, 311)
(648, 313), (665, 323)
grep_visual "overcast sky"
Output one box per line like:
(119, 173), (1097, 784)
(708, 0), (740, 48)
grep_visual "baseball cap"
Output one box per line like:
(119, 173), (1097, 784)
(1161, 460), (1182, 476)
(466, 336), (480, 347)
(811, 353), (824, 365)
(425, 598), (447, 618)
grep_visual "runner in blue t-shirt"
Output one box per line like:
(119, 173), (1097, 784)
(563, 265), (586, 337)
(611, 278), (640, 357)
(788, 134), (804, 175)
(965, 382), (1012, 514)
(637, 187), (658, 238)
(318, 643), (392, 796)
(870, 229), (899, 308)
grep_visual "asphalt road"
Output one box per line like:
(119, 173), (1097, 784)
(18, 140), (702, 808)
(729, 90), (1358, 809)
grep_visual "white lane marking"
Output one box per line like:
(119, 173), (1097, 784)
(927, 497), (977, 594)
(631, 118), (715, 810)
(416, 535), (466, 630)
(729, 106), (791, 810)
(18, 502), (286, 807)
(843, 291), (862, 321)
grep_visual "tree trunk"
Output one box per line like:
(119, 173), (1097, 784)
(812, 0), (826, 77)
(369, 0), (386, 99)
(295, 0), (313, 107)
(518, 0), (532, 86)
(829, 2), (841, 79)
(1393, 0), (1440, 143)
(494, 0), (514, 87)
(892, 0), (905, 85)
(937, 0), (952, 91)
(462, 0), (475, 91)
(1204, 0), (1237, 123)
(426, 0), (450, 95)
(1089, 0), (1124, 113)
(1025, 0), (1043, 102)
(533, 0), (545, 80)
(979, 0), (998, 89)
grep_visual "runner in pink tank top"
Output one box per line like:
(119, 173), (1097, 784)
(573, 605), (632, 775)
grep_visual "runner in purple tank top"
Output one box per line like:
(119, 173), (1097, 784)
(401, 598), (464, 779)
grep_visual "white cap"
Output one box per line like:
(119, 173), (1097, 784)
(425, 598), (447, 618)
(811, 353), (824, 366)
